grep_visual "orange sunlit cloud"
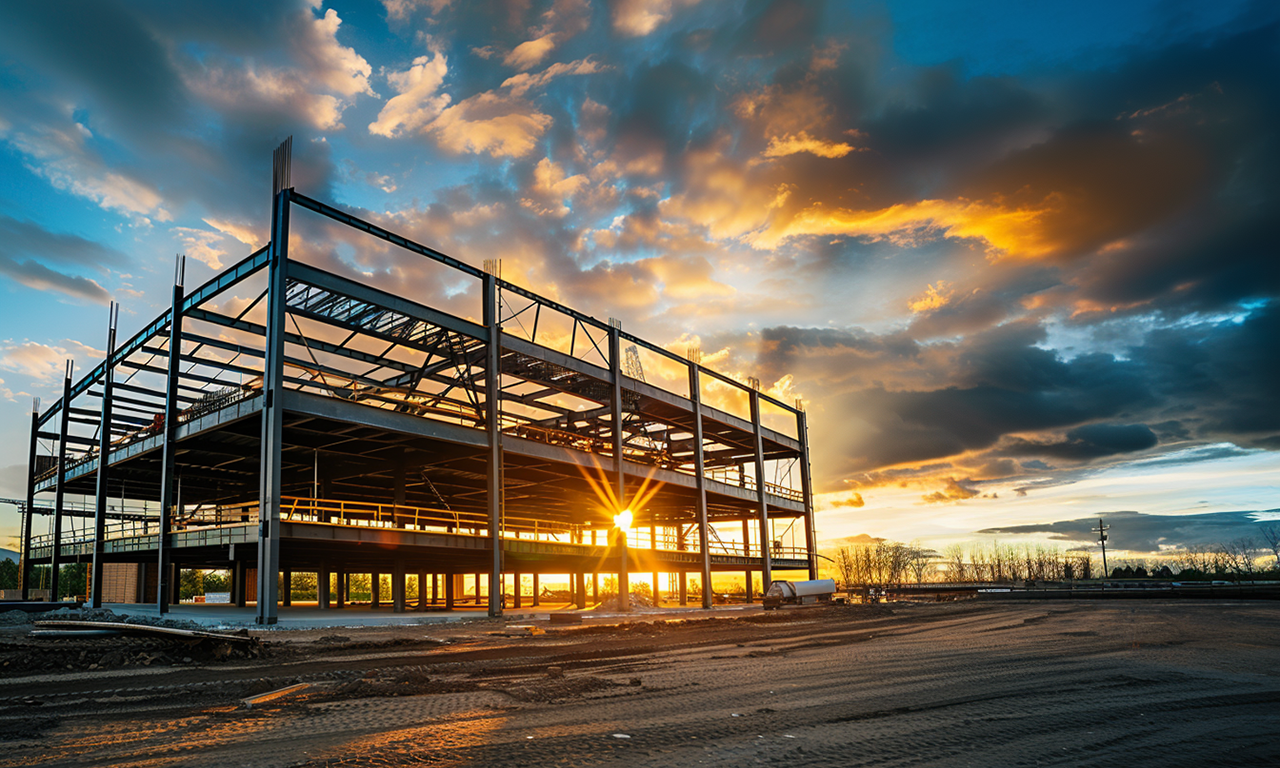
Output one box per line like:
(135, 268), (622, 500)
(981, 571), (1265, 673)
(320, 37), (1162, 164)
(754, 197), (1062, 257)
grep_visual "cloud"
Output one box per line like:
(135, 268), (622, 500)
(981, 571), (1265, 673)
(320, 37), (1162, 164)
(763, 131), (858, 159)
(203, 218), (263, 248)
(1002, 423), (1158, 461)
(977, 510), (1279, 554)
(828, 492), (864, 508)
(0, 340), (101, 381)
(171, 226), (227, 270)
(520, 157), (588, 216)
(430, 91), (553, 158)
(382, 0), (451, 23)
(908, 281), (953, 313)
(0, 258), (112, 305)
(504, 34), (559, 71)
(922, 478), (981, 504)
(181, 4), (375, 131)
(0, 215), (124, 304)
(501, 58), (607, 97)
(369, 52), (451, 137)
(502, 0), (592, 70)
(752, 196), (1062, 256)
(4, 126), (171, 225)
(611, 0), (699, 37)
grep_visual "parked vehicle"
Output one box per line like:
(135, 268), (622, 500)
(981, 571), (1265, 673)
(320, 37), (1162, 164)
(763, 578), (837, 610)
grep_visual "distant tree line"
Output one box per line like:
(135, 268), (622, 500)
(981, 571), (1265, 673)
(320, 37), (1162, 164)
(824, 523), (1280, 588)
(1113, 524), (1280, 581)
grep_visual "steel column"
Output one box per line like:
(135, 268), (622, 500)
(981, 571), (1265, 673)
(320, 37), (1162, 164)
(50, 367), (72, 601)
(689, 364), (712, 608)
(797, 409), (818, 579)
(256, 176), (290, 625)
(20, 406), (37, 600)
(319, 566), (330, 609)
(609, 326), (628, 606)
(90, 303), (118, 608)
(750, 390), (773, 591)
(393, 561), (406, 613)
(157, 274), (184, 614)
(233, 559), (247, 607)
(483, 273), (503, 617)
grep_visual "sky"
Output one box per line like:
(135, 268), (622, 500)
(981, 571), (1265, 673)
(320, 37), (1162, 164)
(0, 0), (1277, 559)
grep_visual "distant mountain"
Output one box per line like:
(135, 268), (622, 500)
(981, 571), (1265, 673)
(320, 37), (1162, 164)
(0, 548), (18, 562)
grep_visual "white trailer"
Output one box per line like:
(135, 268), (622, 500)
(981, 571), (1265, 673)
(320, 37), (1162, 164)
(762, 578), (837, 610)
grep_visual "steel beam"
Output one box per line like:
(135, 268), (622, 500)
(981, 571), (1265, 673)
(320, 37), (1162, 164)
(689, 363), (712, 609)
(750, 390), (773, 591)
(91, 304), (117, 608)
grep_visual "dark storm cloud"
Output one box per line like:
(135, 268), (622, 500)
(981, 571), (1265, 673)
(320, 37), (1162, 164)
(0, 216), (124, 304)
(1134, 301), (1280, 446)
(1001, 423), (1158, 461)
(0, 1), (187, 130)
(978, 510), (1279, 553)
(863, 67), (1051, 193)
(757, 295), (1277, 489)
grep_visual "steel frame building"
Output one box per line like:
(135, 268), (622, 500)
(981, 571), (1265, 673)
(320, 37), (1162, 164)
(19, 143), (817, 624)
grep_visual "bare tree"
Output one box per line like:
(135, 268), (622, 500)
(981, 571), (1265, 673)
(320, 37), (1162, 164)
(943, 544), (968, 582)
(834, 546), (857, 589)
(906, 541), (936, 584)
(1219, 537), (1262, 580)
(1259, 524), (1280, 569)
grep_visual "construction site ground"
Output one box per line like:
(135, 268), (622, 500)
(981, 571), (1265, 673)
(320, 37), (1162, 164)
(1, 600), (1277, 767)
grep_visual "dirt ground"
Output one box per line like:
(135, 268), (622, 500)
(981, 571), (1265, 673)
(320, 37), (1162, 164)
(1, 600), (1278, 767)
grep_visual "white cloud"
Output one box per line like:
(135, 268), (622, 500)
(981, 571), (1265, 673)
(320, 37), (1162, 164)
(203, 218), (263, 249)
(0, 340), (101, 382)
(430, 92), (552, 158)
(172, 226), (227, 270)
(521, 157), (588, 216)
(369, 52), (451, 137)
(612, 0), (701, 36)
(504, 34), (559, 72)
(183, 5), (375, 131)
(502, 57), (607, 97)
(5, 125), (170, 225)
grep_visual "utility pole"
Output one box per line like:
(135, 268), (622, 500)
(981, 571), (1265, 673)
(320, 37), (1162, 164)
(1093, 519), (1110, 580)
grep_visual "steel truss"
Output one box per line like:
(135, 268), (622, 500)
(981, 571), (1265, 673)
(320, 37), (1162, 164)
(20, 141), (818, 621)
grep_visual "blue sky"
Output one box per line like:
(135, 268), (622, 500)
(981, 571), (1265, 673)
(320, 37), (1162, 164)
(0, 0), (1277, 556)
